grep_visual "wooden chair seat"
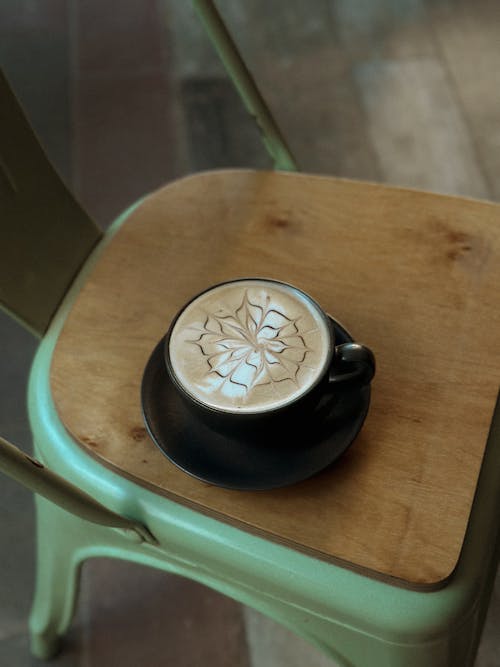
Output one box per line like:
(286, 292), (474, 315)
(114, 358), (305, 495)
(51, 169), (500, 590)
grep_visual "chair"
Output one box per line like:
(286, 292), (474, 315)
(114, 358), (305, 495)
(1, 3), (499, 666)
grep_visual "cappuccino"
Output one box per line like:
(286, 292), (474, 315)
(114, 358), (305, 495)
(168, 279), (331, 414)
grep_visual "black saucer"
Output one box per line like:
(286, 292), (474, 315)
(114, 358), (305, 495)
(141, 317), (371, 491)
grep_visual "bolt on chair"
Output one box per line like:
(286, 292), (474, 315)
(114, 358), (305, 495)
(1, 2), (499, 665)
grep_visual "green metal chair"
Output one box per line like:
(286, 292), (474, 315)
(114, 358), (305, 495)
(1, 3), (499, 665)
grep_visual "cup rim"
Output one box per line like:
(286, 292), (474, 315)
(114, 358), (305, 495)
(163, 277), (335, 417)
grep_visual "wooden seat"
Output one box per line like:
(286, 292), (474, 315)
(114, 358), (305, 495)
(51, 169), (500, 590)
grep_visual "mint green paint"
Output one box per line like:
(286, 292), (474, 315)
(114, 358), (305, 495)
(191, 0), (298, 172)
(25, 200), (499, 665)
(0, 435), (156, 544)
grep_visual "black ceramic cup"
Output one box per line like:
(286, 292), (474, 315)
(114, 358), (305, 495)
(163, 278), (375, 436)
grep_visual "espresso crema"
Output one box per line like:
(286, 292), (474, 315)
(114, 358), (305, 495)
(168, 279), (331, 414)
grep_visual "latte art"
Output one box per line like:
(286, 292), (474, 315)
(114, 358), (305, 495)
(168, 280), (331, 414)
(187, 290), (312, 393)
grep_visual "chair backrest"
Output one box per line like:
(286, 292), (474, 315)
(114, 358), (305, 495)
(1, 1), (293, 337)
(0, 69), (102, 336)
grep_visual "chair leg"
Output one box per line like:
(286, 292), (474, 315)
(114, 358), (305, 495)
(29, 496), (85, 659)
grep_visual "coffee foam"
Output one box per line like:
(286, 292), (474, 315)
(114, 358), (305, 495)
(168, 280), (331, 414)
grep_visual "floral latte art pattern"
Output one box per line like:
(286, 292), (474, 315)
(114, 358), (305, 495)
(186, 291), (314, 395)
(168, 280), (330, 412)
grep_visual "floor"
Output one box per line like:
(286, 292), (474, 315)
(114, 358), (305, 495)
(0, 0), (499, 665)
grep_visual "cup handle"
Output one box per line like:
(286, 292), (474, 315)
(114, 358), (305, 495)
(328, 343), (375, 388)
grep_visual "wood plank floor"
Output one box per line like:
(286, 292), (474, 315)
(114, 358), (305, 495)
(0, 0), (498, 664)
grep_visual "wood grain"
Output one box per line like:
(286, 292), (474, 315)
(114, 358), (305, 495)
(355, 58), (489, 198)
(51, 170), (500, 588)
